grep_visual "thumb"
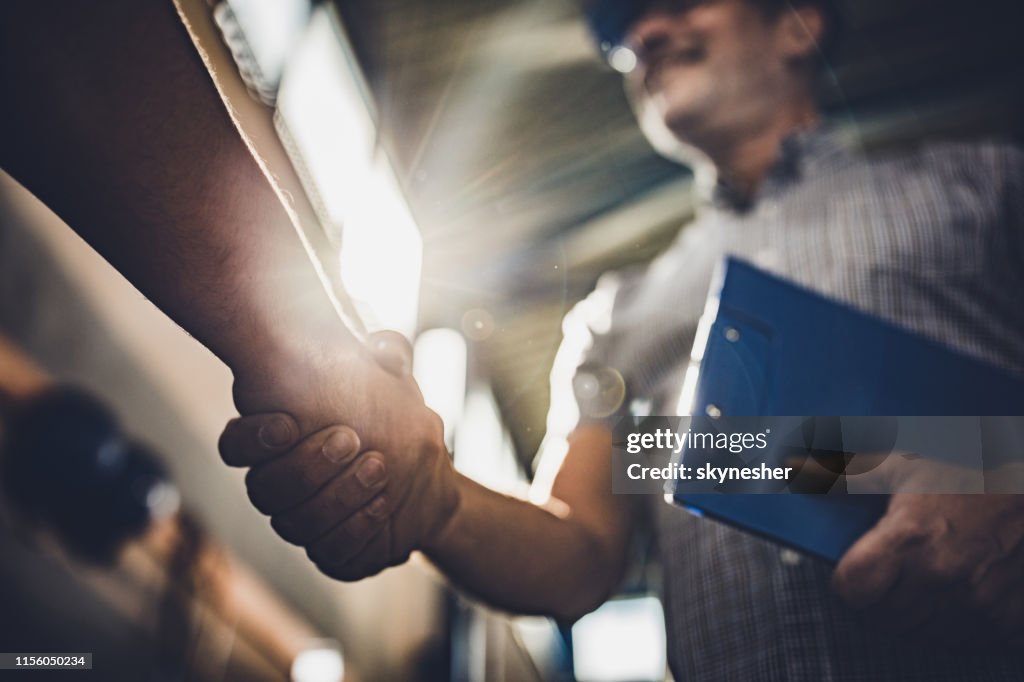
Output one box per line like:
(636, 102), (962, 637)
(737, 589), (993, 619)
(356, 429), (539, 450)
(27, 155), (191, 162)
(368, 330), (414, 378)
(832, 501), (904, 608)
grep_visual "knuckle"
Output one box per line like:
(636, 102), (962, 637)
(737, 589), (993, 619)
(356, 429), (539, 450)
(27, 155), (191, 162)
(314, 560), (345, 581)
(889, 515), (929, 547)
(429, 411), (445, 442)
(926, 555), (964, 583)
(295, 468), (324, 496)
(394, 549), (412, 568)
(357, 563), (390, 581)
(307, 543), (334, 567)
(833, 556), (883, 606)
(835, 550), (868, 583)
(245, 470), (273, 515)
(331, 478), (361, 511)
(331, 486), (352, 510)
(309, 528), (365, 566)
(270, 514), (306, 545)
(832, 567), (861, 603)
(317, 561), (367, 583)
(321, 556), (393, 583)
(247, 493), (272, 516)
(217, 419), (242, 464)
(288, 452), (333, 492)
(831, 563), (852, 594)
(317, 512), (384, 563)
(415, 415), (446, 462)
(307, 535), (352, 567)
(314, 527), (403, 582)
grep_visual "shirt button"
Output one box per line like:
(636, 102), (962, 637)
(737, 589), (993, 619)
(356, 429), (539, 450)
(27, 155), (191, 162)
(779, 548), (803, 567)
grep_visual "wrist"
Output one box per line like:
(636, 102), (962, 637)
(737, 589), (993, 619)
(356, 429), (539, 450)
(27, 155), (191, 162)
(421, 471), (469, 558)
(217, 246), (364, 396)
(229, 319), (365, 416)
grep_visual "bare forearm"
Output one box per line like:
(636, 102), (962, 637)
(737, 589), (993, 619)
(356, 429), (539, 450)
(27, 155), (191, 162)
(423, 474), (625, 622)
(0, 0), (351, 377)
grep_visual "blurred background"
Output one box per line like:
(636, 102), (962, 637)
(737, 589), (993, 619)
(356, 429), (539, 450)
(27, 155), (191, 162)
(1, 0), (1022, 679)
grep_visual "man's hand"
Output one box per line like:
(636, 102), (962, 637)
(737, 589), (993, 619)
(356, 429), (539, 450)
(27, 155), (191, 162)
(833, 494), (1024, 647)
(224, 355), (639, 616)
(219, 332), (460, 580)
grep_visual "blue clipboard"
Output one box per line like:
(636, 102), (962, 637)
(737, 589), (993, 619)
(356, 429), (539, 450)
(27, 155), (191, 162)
(673, 258), (1024, 562)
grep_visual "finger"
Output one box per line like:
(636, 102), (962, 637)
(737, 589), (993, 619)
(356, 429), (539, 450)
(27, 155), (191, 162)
(307, 494), (391, 566)
(316, 523), (399, 582)
(319, 524), (403, 577)
(972, 544), (1024, 637)
(245, 426), (361, 515)
(872, 569), (942, 640)
(219, 413), (299, 467)
(269, 452), (388, 545)
(368, 330), (413, 378)
(833, 505), (909, 608)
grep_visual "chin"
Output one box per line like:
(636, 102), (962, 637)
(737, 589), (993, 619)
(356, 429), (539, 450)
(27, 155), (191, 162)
(647, 84), (713, 138)
(659, 106), (712, 148)
(634, 94), (712, 172)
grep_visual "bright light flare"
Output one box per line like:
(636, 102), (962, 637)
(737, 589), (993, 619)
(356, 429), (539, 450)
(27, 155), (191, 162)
(413, 328), (468, 447)
(291, 643), (344, 682)
(277, 7), (422, 335)
(607, 45), (637, 74)
(572, 596), (666, 682)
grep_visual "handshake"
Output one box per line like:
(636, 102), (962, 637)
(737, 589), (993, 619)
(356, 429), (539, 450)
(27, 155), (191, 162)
(219, 331), (460, 581)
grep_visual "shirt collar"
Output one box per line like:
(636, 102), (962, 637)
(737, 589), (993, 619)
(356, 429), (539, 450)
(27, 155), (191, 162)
(705, 124), (850, 213)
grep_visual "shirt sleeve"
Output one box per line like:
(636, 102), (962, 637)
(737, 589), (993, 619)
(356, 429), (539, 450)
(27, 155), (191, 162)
(531, 271), (632, 484)
(559, 271), (633, 423)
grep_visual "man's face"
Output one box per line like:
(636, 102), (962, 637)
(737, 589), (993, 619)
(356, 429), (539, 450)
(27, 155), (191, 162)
(623, 0), (797, 147)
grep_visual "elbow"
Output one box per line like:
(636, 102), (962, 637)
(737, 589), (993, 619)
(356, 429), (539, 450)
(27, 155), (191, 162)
(548, 537), (624, 624)
(550, 590), (611, 625)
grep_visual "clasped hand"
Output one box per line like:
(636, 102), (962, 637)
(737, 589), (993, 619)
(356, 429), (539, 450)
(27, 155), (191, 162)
(219, 332), (459, 580)
(827, 452), (1024, 647)
(833, 493), (1024, 648)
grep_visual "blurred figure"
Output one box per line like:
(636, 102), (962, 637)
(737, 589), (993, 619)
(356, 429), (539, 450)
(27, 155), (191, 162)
(0, 336), (336, 681)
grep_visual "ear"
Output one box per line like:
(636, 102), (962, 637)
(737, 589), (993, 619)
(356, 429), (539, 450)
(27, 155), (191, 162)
(775, 4), (825, 63)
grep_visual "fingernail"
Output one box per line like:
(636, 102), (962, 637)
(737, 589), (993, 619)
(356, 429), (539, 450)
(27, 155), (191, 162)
(322, 429), (357, 463)
(367, 495), (388, 518)
(356, 457), (387, 488)
(258, 417), (293, 448)
(375, 339), (410, 374)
